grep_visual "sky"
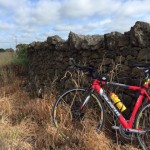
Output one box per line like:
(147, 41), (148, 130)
(0, 0), (150, 49)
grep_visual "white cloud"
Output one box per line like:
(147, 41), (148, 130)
(0, 0), (150, 49)
(0, 21), (14, 30)
(119, 0), (150, 16)
(54, 24), (84, 31)
(60, 0), (121, 19)
(0, 0), (26, 8)
(34, 0), (61, 25)
(54, 18), (112, 35)
(14, 0), (61, 26)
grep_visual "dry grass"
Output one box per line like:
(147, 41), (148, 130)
(0, 52), (14, 67)
(0, 76), (142, 150)
(0, 60), (142, 150)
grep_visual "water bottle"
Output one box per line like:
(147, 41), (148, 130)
(110, 92), (126, 112)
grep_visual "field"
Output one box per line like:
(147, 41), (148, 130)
(0, 52), (140, 150)
(0, 52), (14, 67)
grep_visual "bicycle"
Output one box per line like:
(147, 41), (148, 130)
(52, 58), (150, 150)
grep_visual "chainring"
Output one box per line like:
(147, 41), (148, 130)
(119, 124), (137, 140)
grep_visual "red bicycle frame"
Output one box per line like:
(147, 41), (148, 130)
(92, 78), (150, 130)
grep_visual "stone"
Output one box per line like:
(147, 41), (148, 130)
(130, 21), (150, 47)
(81, 35), (104, 50)
(91, 53), (100, 59)
(68, 32), (84, 50)
(55, 41), (69, 51)
(104, 32), (123, 50)
(115, 56), (125, 64)
(26, 21), (150, 101)
(126, 55), (134, 61)
(137, 48), (150, 61)
(68, 31), (104, 50)
(102, 58), (113, 65)
(47, 35), (64, 45)
(117, 34), (130, 47)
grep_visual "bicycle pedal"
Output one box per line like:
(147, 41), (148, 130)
(112, 126), (119, 130)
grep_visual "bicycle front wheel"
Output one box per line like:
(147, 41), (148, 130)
(52, 88), (105, 137)
(134, 102), (150, 150)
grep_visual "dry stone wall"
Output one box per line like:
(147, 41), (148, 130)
(27, 21), (150, 95)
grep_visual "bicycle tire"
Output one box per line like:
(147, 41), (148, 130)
(134, 102), (150, 150)
(52, 88), (105, 138)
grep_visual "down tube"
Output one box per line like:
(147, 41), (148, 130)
(99, 88), (120, 117)
(99, 88), (129, 128)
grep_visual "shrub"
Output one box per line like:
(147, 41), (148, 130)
(12, 44), (29, 66)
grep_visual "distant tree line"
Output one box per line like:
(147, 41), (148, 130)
(0, 48), (14, 52)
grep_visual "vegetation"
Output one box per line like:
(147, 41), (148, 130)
(0, 76), (140, 150)
(0, 48), (14, 52)
(0, 48), (5, 52)
(0, 44), (29, 67)
(0, 48), (140, 150)
(0, 52), (14, 67)
(12, 44), (29, 66)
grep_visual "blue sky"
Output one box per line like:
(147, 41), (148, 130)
(0, 0), (150, 49)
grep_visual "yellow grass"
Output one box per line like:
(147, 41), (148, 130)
(0, 76), (141, 150)
(0, 61), (142, 150)
(0, 52), (15, 67)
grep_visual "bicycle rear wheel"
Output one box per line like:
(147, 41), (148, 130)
(52, 88), (105, 138)
(134, 102), (150, 150)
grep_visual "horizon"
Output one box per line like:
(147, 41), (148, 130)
(0, 0), (150, 49)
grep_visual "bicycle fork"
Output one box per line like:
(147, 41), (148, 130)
(79, 89), (94, 111)
(80, 95), (91, 110)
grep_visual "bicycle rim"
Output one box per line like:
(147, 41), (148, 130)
(52, 88), (105, 138)
(134, 102), (150, 149)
